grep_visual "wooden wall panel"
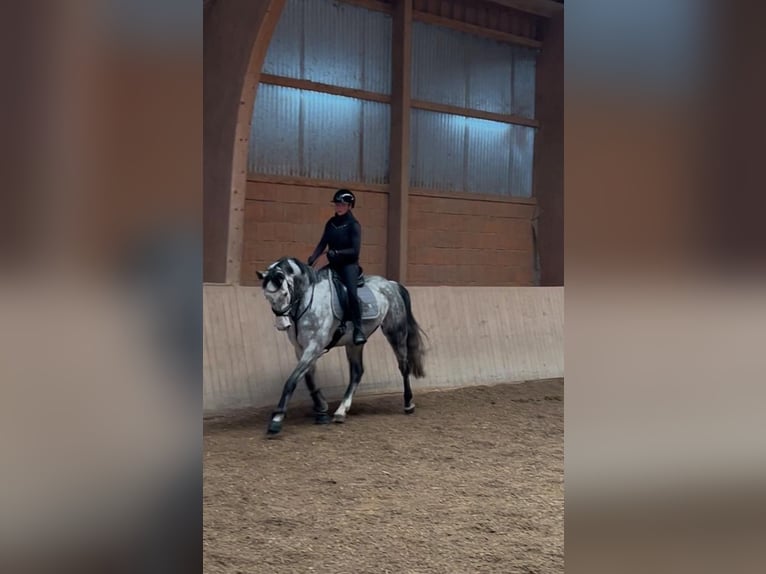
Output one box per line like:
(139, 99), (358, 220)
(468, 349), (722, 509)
(204, 283), (564, 412)
(407, 193), (536, 286)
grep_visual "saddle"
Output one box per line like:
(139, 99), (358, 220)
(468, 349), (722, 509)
(315, 266), (378, 351)
(319, 265), (379, 322)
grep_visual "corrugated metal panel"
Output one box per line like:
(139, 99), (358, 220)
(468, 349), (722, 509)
(412, 20), (538, 118)
(250, 84), (389, 183)
(361, 6), (392, 94)
(263, 0), (391, 94)
(512, 47), (537, 118)
(510, 124), (535, 198)
(411, 109), (535, 197)
(261, 0), (303, 78)
(410, 109), (465, 192)
(411, 21), (467, 109)
(467, 39), (513, 115)
(302, 90), (361, 181)
(465, 117), (511, 195)
(361, 101), (390, 184)
(248, 83), (301, 177)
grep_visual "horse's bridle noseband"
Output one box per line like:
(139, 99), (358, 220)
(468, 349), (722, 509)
(269, 280), (314, 323)
(271, 304), (293, 317)
(270, 280), (295, 317)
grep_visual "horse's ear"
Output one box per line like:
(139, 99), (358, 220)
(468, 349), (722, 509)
(256, 270), (266, 280)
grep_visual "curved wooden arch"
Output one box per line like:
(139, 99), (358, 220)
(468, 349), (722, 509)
(204, 0), (286, 283)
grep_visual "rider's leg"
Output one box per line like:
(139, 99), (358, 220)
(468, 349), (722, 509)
(339, 264), (366, 345)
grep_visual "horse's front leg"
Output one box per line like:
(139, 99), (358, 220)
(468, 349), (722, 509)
(267, 343), (323, 436)
(293, 346), (329, 424)
(305, 368), (330, 424)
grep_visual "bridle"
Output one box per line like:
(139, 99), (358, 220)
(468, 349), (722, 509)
(270, 278), (295, 317)
(269, 277), (315, 323)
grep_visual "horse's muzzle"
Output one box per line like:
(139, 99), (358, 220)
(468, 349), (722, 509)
(274, 316), (291, 331)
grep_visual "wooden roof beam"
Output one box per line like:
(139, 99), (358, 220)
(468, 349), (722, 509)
(485, 0), (563, 18)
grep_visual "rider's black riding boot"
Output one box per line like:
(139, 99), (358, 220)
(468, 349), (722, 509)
(338, 263), (366, 345)
(349, 296), (366, 345)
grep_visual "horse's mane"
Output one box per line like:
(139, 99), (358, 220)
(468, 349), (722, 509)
(292, 257), (320, 285)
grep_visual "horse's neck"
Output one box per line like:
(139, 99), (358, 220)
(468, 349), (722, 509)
(294, 277), (311, 299)
(317, 268), (334, 283)
(295, 275), (321, 302)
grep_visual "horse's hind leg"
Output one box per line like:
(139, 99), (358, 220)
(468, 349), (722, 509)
(383, 327), (414, 414)
(333, 345), (364, 423)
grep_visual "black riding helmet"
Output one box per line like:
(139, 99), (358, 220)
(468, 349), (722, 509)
(331, 189), (356, 208)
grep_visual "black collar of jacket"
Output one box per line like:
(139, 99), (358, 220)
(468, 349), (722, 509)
(331, 211), (355, 227)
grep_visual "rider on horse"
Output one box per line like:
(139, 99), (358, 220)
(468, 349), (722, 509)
(307, 189), (367, 345)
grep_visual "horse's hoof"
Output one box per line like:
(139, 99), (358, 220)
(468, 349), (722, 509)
(333, 413), (346, 424)
(315, 413), (331, 425)
(404, 403), (415, 414)
(267, 418), (283, 436)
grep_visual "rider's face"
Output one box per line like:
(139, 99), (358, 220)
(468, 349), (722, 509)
(333, 202), (350, 216)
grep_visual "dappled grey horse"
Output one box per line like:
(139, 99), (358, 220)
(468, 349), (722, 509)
(256, 257), (427, 436)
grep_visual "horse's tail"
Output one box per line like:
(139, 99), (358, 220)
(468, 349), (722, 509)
(397, 283), (426, 378)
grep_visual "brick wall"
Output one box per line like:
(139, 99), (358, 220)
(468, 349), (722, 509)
(241, 180), (388, 285)
(407, 193), (536, 286)
(242, 180), (535, 287)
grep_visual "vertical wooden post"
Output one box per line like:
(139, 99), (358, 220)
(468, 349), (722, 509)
(532, 10), (563, 286)
(387, 0), (412, 282)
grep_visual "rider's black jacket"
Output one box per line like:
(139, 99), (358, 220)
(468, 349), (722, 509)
(309, 211), (361, 267)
